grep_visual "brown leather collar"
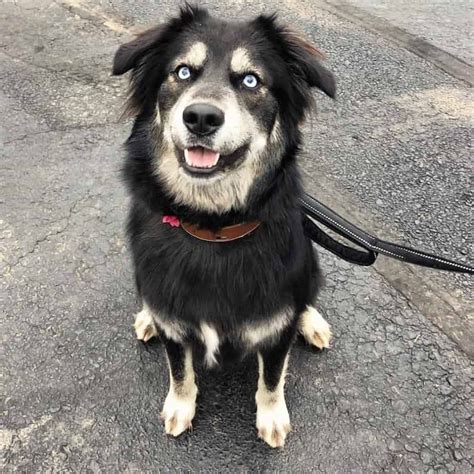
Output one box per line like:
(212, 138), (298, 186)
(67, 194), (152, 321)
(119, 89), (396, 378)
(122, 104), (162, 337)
(181, 220), (261, 242)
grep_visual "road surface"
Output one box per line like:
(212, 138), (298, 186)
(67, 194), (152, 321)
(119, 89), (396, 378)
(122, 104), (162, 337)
(2, 0), (473, 472)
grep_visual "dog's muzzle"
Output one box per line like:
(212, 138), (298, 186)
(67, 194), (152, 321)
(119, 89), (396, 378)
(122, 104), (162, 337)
(176, 101), (248, 177)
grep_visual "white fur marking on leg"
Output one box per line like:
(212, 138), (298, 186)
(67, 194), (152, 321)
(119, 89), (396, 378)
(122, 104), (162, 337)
(161, 347), (197, 437)
(255, 354), (291, 448)
(156, 317), (186, 343)
(134, 306), (158, 342)
(135, 303), (187, 343)
(200, 323), (220, 367)
(241, 307), (292, 347)
(298, 305), (332, 349)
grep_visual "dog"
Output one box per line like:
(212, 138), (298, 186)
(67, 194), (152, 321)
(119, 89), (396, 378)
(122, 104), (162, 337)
(113, 5), (335, 448)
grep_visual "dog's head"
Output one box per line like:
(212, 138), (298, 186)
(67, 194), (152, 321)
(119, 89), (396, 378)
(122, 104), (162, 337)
(114, 5), (335, 213)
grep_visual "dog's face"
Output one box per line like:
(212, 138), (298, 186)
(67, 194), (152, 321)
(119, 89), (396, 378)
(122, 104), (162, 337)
(114, 6), (335, 213)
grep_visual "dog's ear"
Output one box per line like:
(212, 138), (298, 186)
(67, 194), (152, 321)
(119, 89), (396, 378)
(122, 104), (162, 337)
(112, 4), (209, 76)
(112, 26), (166, 76)
(113, 6), (209, 116)
(282, 30), (336, 98)
(255, 14), (336, 99)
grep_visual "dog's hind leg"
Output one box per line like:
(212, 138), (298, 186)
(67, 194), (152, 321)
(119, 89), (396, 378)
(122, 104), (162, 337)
(161, 336), (197, 437)
(297, 305), (332, 349)
(134, 305), (158, 342)
(255, 325), (294, 448)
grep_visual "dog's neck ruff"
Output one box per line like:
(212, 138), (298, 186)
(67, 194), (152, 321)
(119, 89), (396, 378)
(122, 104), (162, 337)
(162, 215), (261, 242)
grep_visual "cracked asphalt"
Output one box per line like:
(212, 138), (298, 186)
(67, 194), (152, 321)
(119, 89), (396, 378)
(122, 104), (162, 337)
(1, 0), (473, 472)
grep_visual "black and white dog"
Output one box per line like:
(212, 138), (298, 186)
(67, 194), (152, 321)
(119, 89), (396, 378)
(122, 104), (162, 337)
(113, 5), (335, 448)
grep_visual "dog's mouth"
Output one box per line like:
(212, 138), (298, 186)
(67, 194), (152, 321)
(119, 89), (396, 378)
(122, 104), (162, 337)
(178, 145), (248, 176)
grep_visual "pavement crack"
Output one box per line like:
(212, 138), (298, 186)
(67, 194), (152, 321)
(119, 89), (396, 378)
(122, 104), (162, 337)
(55, 0), (131, 35)
(0, 50), (117, 93)
(3, 122), (121, 145)
(6, 193), (91, 271)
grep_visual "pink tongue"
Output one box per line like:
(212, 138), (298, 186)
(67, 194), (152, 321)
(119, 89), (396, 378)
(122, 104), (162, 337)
(186, 147), (219, 167)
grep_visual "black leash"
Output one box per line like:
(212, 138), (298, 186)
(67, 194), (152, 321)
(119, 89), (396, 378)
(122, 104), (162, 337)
(301, 193), (474, 275)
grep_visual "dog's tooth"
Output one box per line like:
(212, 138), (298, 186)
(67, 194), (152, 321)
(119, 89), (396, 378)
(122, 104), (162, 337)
(184, 149), (190, 165)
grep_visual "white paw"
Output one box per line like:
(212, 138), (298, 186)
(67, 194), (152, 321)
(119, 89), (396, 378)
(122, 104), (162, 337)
(161, 386), (197, 437)
(134, 308), (158, 342)
(298, 305), (332, 349)
(256, 396), (292, 448)
(255, 387), (291, 448)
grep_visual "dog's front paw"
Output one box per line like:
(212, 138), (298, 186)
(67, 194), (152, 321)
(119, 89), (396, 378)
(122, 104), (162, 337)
(298, 305), (332, 349)
(256, 398), (292, 448)
(161, 386), (197, 437)
(134, 308), (158, 342)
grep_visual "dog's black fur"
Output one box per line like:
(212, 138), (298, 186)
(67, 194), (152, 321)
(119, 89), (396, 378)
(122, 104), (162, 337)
(113, 5), (335, 446)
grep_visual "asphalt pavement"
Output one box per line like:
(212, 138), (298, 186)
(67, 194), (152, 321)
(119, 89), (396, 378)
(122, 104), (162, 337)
(327, 0), (474, 64)
(1, 0), (473, 472)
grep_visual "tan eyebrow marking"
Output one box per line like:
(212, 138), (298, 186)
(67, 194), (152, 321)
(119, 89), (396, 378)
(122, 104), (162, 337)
(230, 47), (262, 76)
(173, 42), (208, 69)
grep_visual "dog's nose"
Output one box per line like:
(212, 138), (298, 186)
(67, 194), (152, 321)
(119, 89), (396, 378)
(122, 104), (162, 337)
(183, 103), (224, 136)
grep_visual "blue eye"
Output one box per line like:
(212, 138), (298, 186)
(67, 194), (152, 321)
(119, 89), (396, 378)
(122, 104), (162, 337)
(177, 66), (192, 80)
(242, 74), (258, 89)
